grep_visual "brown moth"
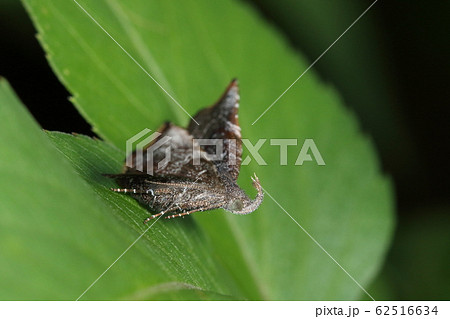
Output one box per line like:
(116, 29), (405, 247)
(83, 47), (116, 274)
(105, 79), (263, 222)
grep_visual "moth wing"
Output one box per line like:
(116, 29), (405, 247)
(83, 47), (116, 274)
(123, 122), (221, 184)
(103, 173), (169, 191)
(187, 79), (242, 181)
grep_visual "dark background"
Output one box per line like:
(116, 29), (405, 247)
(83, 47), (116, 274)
(1, 0), (448, 300)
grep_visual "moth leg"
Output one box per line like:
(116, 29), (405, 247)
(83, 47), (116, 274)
(143, 212), (163, 223)
(143, 207), (178, 224)
(111, 188), (155, 195)
(164, 206), (214, 219)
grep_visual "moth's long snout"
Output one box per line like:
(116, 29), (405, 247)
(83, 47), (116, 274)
(249, 173), (264, 210)
(233, 173), (264, 215)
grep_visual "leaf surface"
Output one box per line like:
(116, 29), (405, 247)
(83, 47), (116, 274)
(0, 80), (239, 300)
(20, 0), (395, 299)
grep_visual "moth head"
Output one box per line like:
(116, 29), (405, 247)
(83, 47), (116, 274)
(226, 173), (264, 215)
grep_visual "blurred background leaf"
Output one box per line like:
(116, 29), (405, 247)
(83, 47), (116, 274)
(369, 206), (450, 300)
(246, 0), (416, 178)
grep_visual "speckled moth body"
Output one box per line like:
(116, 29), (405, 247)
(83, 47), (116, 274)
(105, 79), (263, 222)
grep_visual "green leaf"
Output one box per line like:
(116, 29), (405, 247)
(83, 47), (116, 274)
(0, 79), (240, 300)
(249, 0), (415, 175)
(21, 0), (395, 300)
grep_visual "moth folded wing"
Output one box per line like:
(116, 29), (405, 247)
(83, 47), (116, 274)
(104, 173), (178, 212)
(187, 79), (242, 181)
(103, 173), (152, 192)
(123, 121), (174, 175)
(123, 122), (222, 185)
